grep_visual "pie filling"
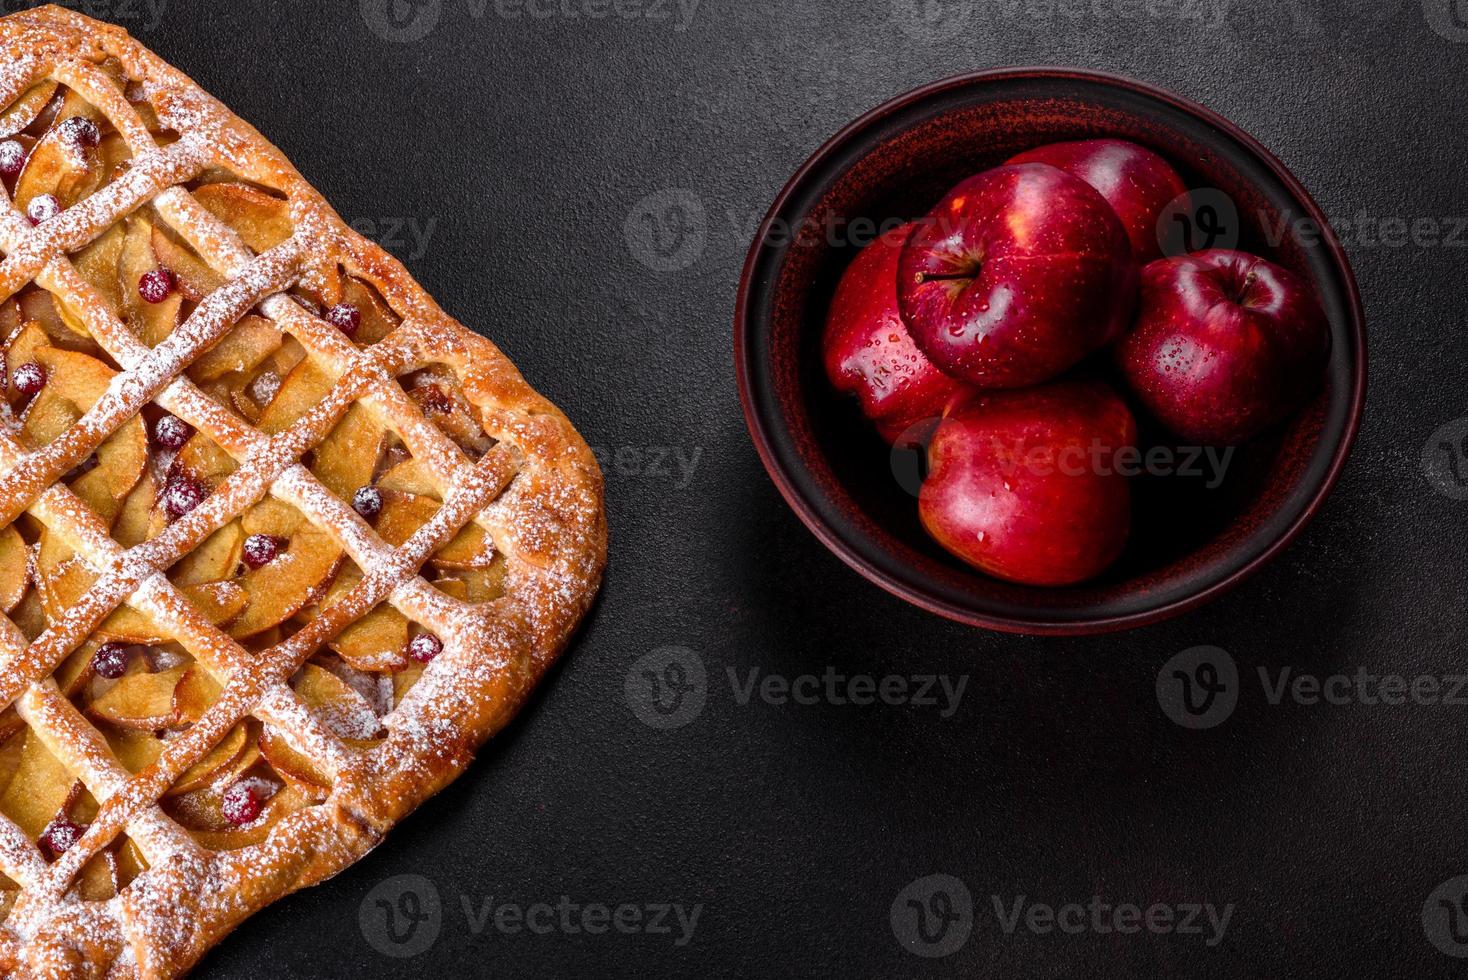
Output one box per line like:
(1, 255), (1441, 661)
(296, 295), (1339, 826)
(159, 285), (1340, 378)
(0, 60), (507, 908)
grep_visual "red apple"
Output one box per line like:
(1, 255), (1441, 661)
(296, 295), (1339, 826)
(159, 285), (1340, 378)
(898, 163), (1137, 390)
(823, 222), (970, 443)
(919, 381), (1137, 587)
(1007, 138), (1187, 263)
(1116, 249), (1330, 445)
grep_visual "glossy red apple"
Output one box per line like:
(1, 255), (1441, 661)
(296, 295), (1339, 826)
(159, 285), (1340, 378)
(1117, 249), (1330, 445)
(919, 381), (1137, 587)
(1007, 138), (1187, 263)
(898, 163), (1137, 390)
(823, 222), (970, 443)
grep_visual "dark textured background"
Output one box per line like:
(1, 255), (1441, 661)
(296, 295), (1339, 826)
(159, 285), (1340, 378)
(33, 0), (1468, 975)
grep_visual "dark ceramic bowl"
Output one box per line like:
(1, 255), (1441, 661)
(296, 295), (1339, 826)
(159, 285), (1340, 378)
(734, 68), (1366, 635)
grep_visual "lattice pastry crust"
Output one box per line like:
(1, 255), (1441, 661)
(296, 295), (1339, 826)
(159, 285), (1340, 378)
(0, 6), (606, 977)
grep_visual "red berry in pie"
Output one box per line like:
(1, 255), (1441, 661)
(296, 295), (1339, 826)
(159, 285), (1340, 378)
(12, 361), (46, 398)
(325, 303), (361, 337)
(138, 267), (176, 303)
(0, 139), (26, 178)
(241, 533), (284, 568)
(58, 115), (101, 149)
(221, 778), (275, 826)
(26, 193), (60, 224)
(352, 486), (382, 520)
(408, 632), (443, 664)
(39, 817), (84, 858)
(92, 642), (130, 680)
(161, 474), (206, 518)
(151, 413), (191, 449)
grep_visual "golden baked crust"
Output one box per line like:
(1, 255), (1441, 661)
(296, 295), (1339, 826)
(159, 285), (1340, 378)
(0, 6), (606, 977)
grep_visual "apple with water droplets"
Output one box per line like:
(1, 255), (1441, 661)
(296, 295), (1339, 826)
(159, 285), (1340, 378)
(823, 222), (971, 443)
(897, 163), (1137, 390)
(1006, 138), (1187, 263)
(1116, 249), (1329, 445)
(919, 381), (1138, 586)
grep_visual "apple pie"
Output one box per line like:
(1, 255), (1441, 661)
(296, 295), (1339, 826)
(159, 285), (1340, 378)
(0, 6), (605, 976)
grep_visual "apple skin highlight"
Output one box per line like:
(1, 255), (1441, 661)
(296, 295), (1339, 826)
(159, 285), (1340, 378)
(897, 163), (1138, 391)
(1007, 138), (1188, 264)
(1117, 249), (1330, 445)
(823, 222), (971, 443)
(919, 381), (1138, 587)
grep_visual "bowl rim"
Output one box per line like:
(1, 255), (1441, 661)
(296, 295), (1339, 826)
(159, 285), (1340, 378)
(733, 66), (1368, 636)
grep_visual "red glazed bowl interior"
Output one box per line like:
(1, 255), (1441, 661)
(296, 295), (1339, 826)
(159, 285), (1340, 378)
(734, 68), (1365, 635)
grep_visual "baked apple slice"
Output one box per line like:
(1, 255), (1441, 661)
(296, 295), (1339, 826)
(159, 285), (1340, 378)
(18, 290), (97, 353)
(338, 276), (400, 345)
(405, 370), (493, 455)
(257, 356), (333, 435)
(0, 80), (58, 137)
(104, 727), (163, 774)
(170, 778), (303, 851)
(377, 457), (439, 498)
(192, 182), (293, 253)
(150, 221), (225, 302)
(311, 404), (386, 502)
(259, 664), (384, 793)
(13, 112), (109, 214)
(171, 665), (222, 726)
(112, 471), (166, 548)
(87, 664), (189, 730)
(0, 728), (75, 838)
(374, 492), (493, 568)
(170, 723), (251, 796)
(0, 525), (27, 613)
(321, 566), (408, 672)
(75, 850), (119, 901)
(170, 521), (243, 586)
(71, 222), (127, 316)
(119, 215), (182, 347)
(187, 315), (281, 384)
(226, 499), (343, 639)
